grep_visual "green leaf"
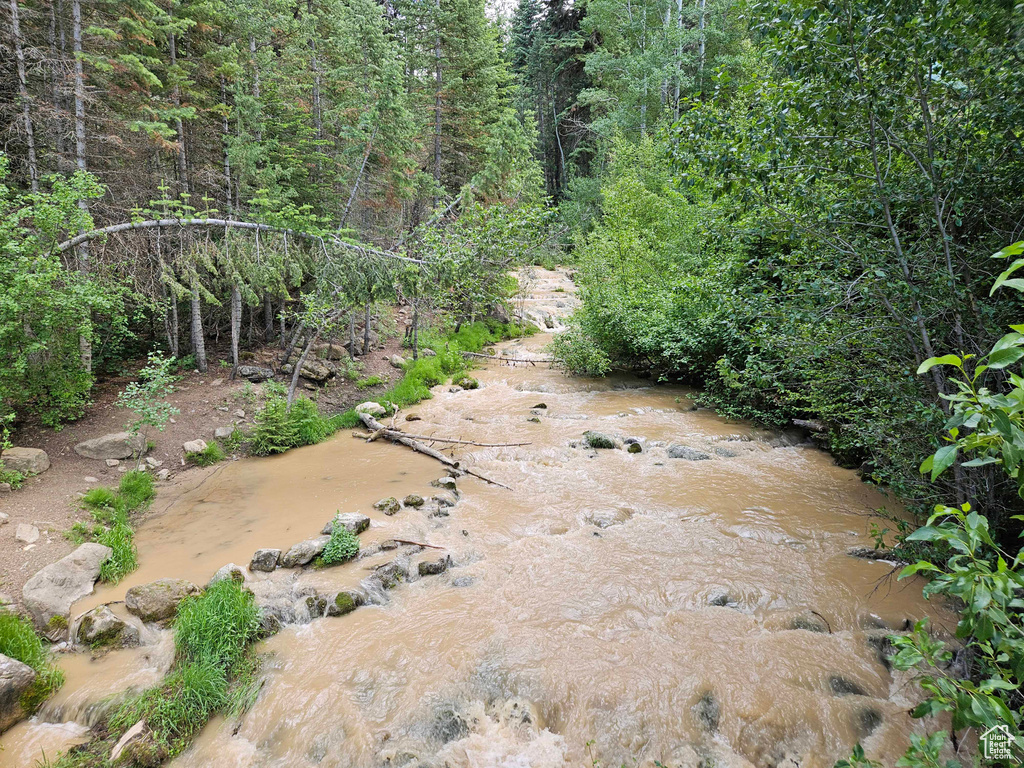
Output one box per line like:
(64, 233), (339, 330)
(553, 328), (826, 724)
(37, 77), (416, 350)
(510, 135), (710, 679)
(929, 445), (958, 480)
(987, 346), (1024, 369)
(917, 355), (962, 374)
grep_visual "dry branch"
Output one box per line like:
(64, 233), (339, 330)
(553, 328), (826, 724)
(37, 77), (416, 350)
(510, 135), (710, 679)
(460, 351), (555, 364)
(357, 412), (511, 490)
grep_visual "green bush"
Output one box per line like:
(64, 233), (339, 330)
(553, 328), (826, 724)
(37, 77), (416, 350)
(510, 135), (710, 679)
(249, 396), (300, 456)
(288, 397), (330, 446)
(0, 611), (65, 711)
(316, 520), (360, 567)
(185, 443), (225, 467)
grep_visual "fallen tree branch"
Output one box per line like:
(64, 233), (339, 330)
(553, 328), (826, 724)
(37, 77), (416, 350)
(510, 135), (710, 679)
(792, 418), (827, 433)
(399, 433), (531, 448)
(391, 538), (447, 550)
(358, 412), (511, 489)
(54, 218), (427, 264)
(461, 351), (555, 364)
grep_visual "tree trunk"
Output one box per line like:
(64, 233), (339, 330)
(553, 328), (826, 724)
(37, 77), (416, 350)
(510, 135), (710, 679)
(220, 74), (232, 212)
(190, 275), (207, 372)
(349, 311), (356, 359)
(287, 330), (320, 408)
(341, 126), (378, 227)
(169, 25), (189, 193)
(281, 321), (305, 366)
(432, 0), (442, 208)
(279, 296), (287, 348)
(249, 35), (262, 143)
(412, 301), (419, 361)
(363, 301), (371, 356)
(72, 0), (92, 373)
(230, 284), (242, 370)
(10, 0), (39, 191)
(264, 295), (274, 340)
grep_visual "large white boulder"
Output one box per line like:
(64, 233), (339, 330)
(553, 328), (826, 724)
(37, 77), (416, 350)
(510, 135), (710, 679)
(0, 447), (50, 475)
(22, 543), (111, 638)
(74, 432), (145, 461)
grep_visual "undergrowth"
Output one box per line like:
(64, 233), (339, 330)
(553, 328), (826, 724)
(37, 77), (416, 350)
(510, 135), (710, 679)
(185, 442), (225, 467)
(0, 611), (65, 712)
(315, 519), (360, 567)
(71, 470), (154, 583)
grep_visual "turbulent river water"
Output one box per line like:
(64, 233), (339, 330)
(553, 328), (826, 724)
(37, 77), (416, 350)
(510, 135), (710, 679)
(0, 268), (957, 768)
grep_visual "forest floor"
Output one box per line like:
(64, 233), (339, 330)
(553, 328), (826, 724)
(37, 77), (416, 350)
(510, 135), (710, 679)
(0, 311), (411, 607)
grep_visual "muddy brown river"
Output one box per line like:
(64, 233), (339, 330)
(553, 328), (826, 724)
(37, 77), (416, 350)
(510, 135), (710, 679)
(0, 268), (956, 767)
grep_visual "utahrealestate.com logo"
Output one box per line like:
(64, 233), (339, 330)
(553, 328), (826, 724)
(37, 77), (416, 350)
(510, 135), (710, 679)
(981, 725), (1023, 764)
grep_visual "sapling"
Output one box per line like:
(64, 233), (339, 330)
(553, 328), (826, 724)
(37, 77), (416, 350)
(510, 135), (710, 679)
(116, 352), (180, 470)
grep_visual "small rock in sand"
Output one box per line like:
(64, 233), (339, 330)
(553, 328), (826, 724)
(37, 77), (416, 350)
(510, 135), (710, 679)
(15, 524), (39, 544)
(182, 439), (208, 454)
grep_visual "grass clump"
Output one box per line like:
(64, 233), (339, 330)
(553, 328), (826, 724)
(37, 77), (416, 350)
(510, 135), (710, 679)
(355, 374), (386, 389)
(315, 520), (360, 567)
(0, 611), (65, 712)
(185, 442), (225, 467)
(74, 470), (154, 583)
(102, 580), (262, 762)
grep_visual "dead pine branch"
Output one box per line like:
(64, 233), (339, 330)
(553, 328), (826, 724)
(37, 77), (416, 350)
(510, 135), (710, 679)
(357, 412), (512, 490)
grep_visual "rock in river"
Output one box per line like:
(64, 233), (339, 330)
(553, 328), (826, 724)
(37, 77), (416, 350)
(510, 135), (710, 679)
(281, 536), (330, 568)
(250, 549), (281, 572)
(0, 654), (36, 733)
(76, 605), (140, 647)
(667, 444), (711, 461)
(74, 432), (146, 461)
(22, 543), (111, 638)
(322, 512), (370, 536)
(583, 431), (617, 449)
(374, 497), (401, 515)
(125, 578), (200, 624)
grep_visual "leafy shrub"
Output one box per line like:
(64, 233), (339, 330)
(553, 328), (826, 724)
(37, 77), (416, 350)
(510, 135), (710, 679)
(185, 443), (225, 467)
(288, 397), (330, 446)
(249, 396), (300, 456)
(0, 467), (26, 490)
(0, 611), (65, 711)
(222, 429), (245, 452)
(549, 324), (611, 377)
(316, 520), (360, 567)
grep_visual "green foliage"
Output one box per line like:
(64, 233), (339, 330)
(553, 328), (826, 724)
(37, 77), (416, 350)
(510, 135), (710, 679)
(186, 442), (225, 467)
(316, 519), (360, 567)
(550, 323), (611, 377)
(249, 395), (340, 456)
(356, 375), (386, 389)
(115, 353), (179, 466)
(174, 580), (261, 671)
(0, 611), (65, 712)
(74, 470), (153, 583)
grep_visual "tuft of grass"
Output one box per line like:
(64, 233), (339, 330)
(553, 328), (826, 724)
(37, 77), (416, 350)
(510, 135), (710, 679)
(315, 520), (360, 567)
(0, 611), (65, 712)
(118, 470), (155, 509)
(81, 486), (117, 512)
(97, 518), (137, 584)
(185, 443), (225, 467)
(222, 429), (245, 452)
(174, 579), (261, 671)
(355, 374), (386, 389)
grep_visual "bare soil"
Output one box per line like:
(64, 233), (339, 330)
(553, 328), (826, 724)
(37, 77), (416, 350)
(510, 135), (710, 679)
(0, 310), (412, 607)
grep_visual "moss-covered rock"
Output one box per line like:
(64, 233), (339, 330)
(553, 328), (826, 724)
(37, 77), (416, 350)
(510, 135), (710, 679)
(583, 431), (617, 449)
(373, 497), (401, 515)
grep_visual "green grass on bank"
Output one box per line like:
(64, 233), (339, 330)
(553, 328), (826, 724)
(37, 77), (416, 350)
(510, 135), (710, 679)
(69, 470), (155, 584)
(0, 612), (65, 712)
(51, 580), (262, 767)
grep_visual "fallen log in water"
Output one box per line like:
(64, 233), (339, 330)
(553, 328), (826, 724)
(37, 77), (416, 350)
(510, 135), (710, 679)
(460, 351), (556, 365)
(357, 412), (512, 489)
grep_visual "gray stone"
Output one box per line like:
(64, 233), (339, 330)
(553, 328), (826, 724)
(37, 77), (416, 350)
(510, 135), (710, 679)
(125, 578), (200, 624)
(713, 446), (739, 458)
(374, 497), (401, 515)
(418, 555), (451, 576)
(828, 675), (867, 697)
(76, 605), (140, 647)
(155, 469), (170, 482)
(280, 536), (330, 568)
(74, 432), (145, 461)
(583, 431), (617, 449)
(105, 459), (120, 468)
(374, 560), (409, 590)
(144, 456), (161, 469)
(432, 493), (457, 509)
(321, 512), (370, 536)
(233, 409), (246, 418)
(389, 354), (406, 368)
(0, 513), (7, 525)
(627, 443), (643, 454)
(250, 549), (281, 572)
(214, 426), (234, 440)
(314, 342), (348, 361)
(422, 348), (436, 357)
(208, 563), (246, 587)
(402, 494), (425, 508)
(355, 401), (386, 417)
(182, 439), (208, 454)
(431, 476), (458, 491)
(84, 476), (98, 483)
(0, 447), (50, 475)
(0, 484), (9, 494)
(295, 359), (332, 382)
(326, 590), (362, 617)
(15, 524), (39, 544)
(667, 445), (711, 461)
(693, 692), (720, 733)
(236, 365), (274, 382)
(22, 543), (112, 638)
(0, 654), (36, 733)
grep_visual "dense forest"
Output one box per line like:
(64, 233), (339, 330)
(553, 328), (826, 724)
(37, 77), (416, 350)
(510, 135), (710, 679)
(2, 0), (1024, 761)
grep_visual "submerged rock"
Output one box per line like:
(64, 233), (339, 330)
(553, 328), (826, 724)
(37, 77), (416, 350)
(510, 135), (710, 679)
(627, 443), (643, 454)
(403, 494), (425, 508)
(692, 691), (720, 733)
(431, 476), (458, 492)
(374, 560), (409, 590)
(326, 590), (363, 617)
(583, 431), (617, 449)
(789, 615), (829, 633)
(418, 555), (451, 576)
(828, 675), (867, 697)
(249, 548), (281, 572)
(667, 445), (711, 461)
(125, 578), (201, 625)
(374, 497), (401, 515)
(76, 605), (140, 648)
(0, 654), (36, 733)
(456, 377), (480, 390)
(23, 542), (111, 638)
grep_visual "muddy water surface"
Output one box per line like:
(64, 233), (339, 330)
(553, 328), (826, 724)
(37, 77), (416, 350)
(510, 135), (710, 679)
(2, 268), (955, 768)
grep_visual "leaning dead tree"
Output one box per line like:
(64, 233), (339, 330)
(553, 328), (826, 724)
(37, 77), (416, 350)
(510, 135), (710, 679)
(358, 412), (512, 490)
(55, 218), (427, 265)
